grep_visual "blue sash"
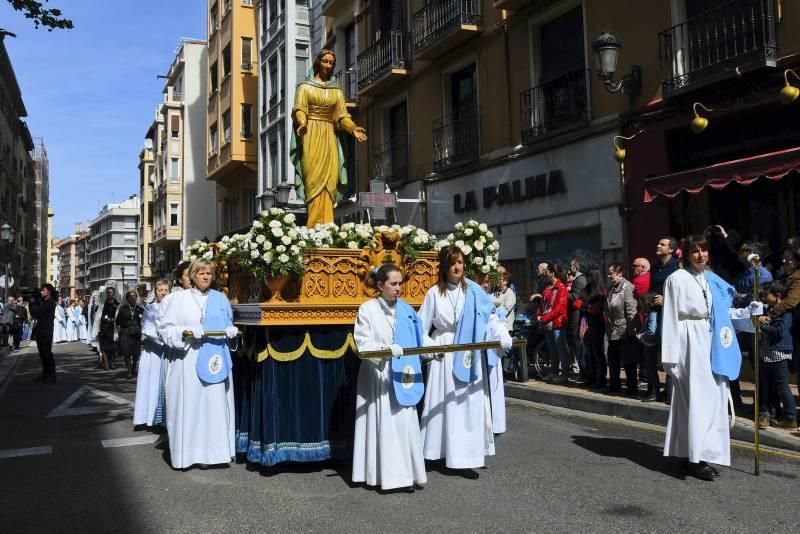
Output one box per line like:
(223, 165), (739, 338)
(453, 279), (498, 383)
(196, 290), (234, 385)
(707, 271), (742, 380)
(390, 299), (425, 406)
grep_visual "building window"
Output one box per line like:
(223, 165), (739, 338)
(280, 46), (286, 101)
(210, 62), (219, 93)
(269, 140), (278, 184)
(210, 5), (218, 33)
(124, 234), (136, 243)
(170, 158), (180, 183)
(242, 0), (253, 6)
(269, 0), (277, 24)
(170, 117), (180, 139)
(222, 44), (232, 78)
(223, 0), (231, 13)
(261, 63), (268, 113)
(125, 252), (136, 262)
(241, 37), (252, 71)
(226, 197), (240, 231)
(170, 203), (179, 227)
(223, 111), (231, 143)
(209, 122), (218, 154)
(147, 201), (153, 226)
(269, 55), (278, 103)
(241, 104), (253, 138)
(296, 45), (308, 85)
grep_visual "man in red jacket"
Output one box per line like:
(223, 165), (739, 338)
(631, 258), (651, 299)
(538, 263), (570, 384)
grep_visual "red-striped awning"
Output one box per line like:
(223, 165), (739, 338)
(643, 145), (800, 202)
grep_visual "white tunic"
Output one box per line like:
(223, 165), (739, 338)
(418, 283), (504, 469)
(661, 268), (730, 466)
(159, 288), (235, 469)
(133, 300), (165, 427)
(66, 306), (80, 342)
(53, 306), (67, 343)
(352, 297), (427, 490)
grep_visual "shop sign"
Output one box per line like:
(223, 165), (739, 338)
(453, 170), (567, 213)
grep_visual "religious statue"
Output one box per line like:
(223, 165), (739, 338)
(291, 49), (368, 227)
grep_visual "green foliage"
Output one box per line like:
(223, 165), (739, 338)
(6, 0), (74, 31)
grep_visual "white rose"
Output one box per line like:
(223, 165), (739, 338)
(413, 236), (422, 245)
(464, 228), (474, 236)
(250, 250), (259, 259)
(474, 240), (484, 251)
(256, 234), (266, 244)
(253, 221), (264, 229)
(221, 235), (230, 242)
(338, 231), (348, 239)
(474, 256), (484, 265)
(437, 240), (449, 249)
(347, 241), (358, 249)
(262, 241), (272, 251)
(272, 228), (283, 238)
(270, 208), (281, 215)
(447, 233), (455, 241)
(481, 264), (491, 273)
(260, 210), (269, 217)
(462, 245), (472, 256)
(298, 240), (307, 248)
(291, 245), (300, 255)
(218, 243), (227, 252)
(189, 255), (197, 261)
(455, 240), (465, 248)
(276, 245), (286, 253)
(281, 235), (292, 245)
(279, 254), (289, 263)
(479, 223), (488, 232)
(262, 252), (271, 262)
(249, 241), (258, 250)
(287, 229), (298, 239)
(486, 231), (494, 239)
(455, 222), (464, 230)
(284, 213), (296, 224)
(269, 220), (281, 228)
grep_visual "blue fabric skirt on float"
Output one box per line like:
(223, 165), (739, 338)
(234, 326), (359, 466)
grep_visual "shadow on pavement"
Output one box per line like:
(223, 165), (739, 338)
(571, 435), (685, 480)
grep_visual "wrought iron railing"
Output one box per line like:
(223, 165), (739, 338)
(334, 67), (358, 102)
(659, 0), (777, 98)
(432, 107), (479, 172)
(413, 0), (481, 55)
(521, 69), (589, 143)
(357, 31), (412, 91)
(372, 140), (408, 185)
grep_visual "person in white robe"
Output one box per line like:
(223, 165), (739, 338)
(662, 235), (759, 481)
(480, 275), (510, 436)
(77, 300), (89, 344)
(353, 264), (427, 492)
(66, 302), (80, 342)
(158, 259), (237, 469)
(53, 298), (67, 344)
(419, 245), (512, 476)
(134, 280), (169, 427)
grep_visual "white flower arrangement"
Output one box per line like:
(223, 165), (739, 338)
(445, 220), (501, 281)
(184, 240), (214, 262)
(238, 208), (306, 279)
(332, 222), (374, 249)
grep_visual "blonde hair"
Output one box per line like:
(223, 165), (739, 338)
(188, 258), (216, 282)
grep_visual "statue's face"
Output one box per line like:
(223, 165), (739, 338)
(318, 53), (335, 79)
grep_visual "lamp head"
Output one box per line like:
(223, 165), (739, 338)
(781, 69), (800, 105)
(614, 148), (626, 162)
(691, 102), (712, 135)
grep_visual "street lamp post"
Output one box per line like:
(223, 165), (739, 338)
(120, 266), (125, 296)
(0, 223), (14, 302)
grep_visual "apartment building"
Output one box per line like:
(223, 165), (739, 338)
(256, 0), (314, 212)
(46, 207), (55, 284)
(0, 39), (38, 295)
(50, 237), (60, 289)
(75, 229), (90, 300)
(58, 232), (78, 300)
(319, 0), (659, 294)
(621, 0), (800, 276)
(33, 138), (50, 289)
(139, 139), (155, 287)
(88, 195), (140, 294)
(146, 38), (217, 282)
(207, 0), (259, 234)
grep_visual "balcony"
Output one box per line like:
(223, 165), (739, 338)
(372, 141), (408, 186)
(432, 107), (480, 172)
(357, 31), (412, 96)
(334, 67), (359, 108)
(321, 0), (346, 17)
(413, 0), (481, 60)
(521, 69), (589, 144)
(659, 0), (778, 99)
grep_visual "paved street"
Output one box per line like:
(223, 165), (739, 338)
(1, 342), (799, 533)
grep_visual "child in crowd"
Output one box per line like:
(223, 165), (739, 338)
(758, 282), (797, 429)
(635, 292), (660, 402)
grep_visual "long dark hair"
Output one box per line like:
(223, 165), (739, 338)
(174, 261), (191, 288)
(680, 235), (709, 269)
(437, 245), (464, 295)
(369, 263), (402, 294)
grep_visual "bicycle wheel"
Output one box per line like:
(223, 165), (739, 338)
(531, 338), (551, 379)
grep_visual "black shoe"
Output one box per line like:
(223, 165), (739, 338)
(460, 469), (480, 480)
(588, 382), (606, 391)
(42, 374), (56, 384)
(641, 393), (658, 402)
(624, 388), (638, 397)
(32, 375), (45, 382)
(699, 461), (720, 478)
(687, 462), (715, 481)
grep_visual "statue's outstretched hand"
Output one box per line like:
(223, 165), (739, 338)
(353, 127), (367, 142)
(296, 124), (307, 137)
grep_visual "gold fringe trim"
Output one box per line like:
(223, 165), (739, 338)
(257, 332), (357, 362)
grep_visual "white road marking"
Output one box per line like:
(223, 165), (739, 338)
(101, 435), (159, 448)
(0, 446), (53, 459)
(47, 385), (133, 418)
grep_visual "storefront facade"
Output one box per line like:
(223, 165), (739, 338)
(426, 131), (624, 296)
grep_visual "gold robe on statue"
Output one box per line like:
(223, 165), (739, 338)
(292, 81), (357, 227)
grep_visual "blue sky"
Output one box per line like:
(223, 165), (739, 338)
(0, 0), (205, 238)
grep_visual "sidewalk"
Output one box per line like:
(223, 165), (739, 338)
(505, 376), (800, 453)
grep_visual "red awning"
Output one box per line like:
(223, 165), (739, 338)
(643, 145), (800, 202)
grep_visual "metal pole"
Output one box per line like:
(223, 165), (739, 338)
(359, 338), (528, 359)
(751, 254), (762, 476)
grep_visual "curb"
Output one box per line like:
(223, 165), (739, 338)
(504, 382), (800, 454)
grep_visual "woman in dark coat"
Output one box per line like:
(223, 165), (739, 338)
(116, 290), (144, 379)
(99, 287), (119, 370)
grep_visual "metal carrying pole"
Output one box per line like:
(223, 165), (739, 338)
(751, 254), (761, 476)
(358, 338), (527, 359)
(183, 330), (239, 339)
